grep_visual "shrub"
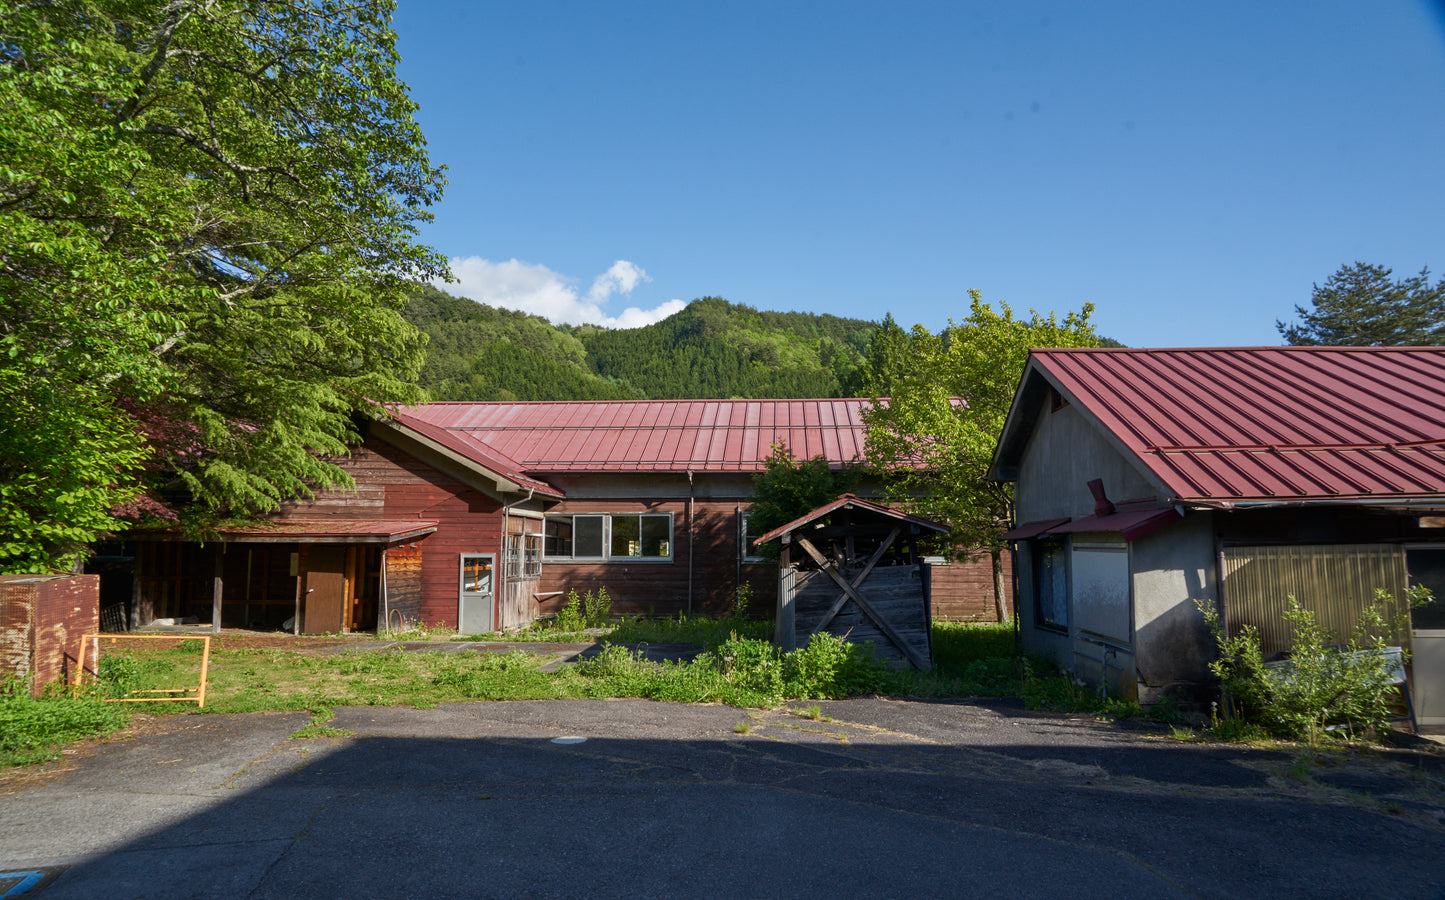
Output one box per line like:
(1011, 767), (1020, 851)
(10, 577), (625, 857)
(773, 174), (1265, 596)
(1198, 594), (1402, 744)
(552, 587), (614, 633)
(783, 632), (899, 698)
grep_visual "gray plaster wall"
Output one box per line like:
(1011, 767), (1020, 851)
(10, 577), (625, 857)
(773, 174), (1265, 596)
(1014, 398), (1160, 522)
(1014, 541), (1070, 669)
(1013, 396), (1158, 674)
(1129, 512), (1218, 702)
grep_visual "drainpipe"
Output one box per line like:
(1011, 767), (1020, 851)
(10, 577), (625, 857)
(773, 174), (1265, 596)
(735, 500), (743, 601)
(380, 545), (390, 635)
(1214, 531), (1233, 717)
(687, 471), (695, 616)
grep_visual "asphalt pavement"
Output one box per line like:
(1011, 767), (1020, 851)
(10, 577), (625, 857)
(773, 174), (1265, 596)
(2, 697), (1444, 899)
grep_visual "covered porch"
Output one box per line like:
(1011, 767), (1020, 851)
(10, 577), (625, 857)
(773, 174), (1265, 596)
(128, 520), (437, 635)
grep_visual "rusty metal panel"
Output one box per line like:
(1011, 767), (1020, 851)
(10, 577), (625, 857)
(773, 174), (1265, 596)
(1222, 545), (1410, 660)
(1023, 347), (1445, 504)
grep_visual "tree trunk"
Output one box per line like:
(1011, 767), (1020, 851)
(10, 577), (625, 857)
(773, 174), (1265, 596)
(992, 547), (1010, 623)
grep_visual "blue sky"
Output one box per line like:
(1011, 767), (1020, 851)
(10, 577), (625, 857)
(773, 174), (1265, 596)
(393, 2), (1445, 347)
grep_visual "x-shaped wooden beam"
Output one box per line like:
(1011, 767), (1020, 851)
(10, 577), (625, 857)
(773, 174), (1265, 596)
(795, 531), (930, 672)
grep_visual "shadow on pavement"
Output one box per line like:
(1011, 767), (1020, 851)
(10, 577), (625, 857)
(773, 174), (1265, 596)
(3, 699), (1444, 899)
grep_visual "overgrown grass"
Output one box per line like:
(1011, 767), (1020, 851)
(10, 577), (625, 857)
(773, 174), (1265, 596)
(605, 614), (770, 648)
(3, 619), (1169, 769)
(0, 681), (128, 768)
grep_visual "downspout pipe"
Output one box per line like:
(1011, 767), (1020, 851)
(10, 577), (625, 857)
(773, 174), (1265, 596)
(687, 471), (695, 617)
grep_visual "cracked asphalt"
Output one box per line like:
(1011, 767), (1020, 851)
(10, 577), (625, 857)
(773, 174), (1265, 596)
(2, 698), (1444, 899)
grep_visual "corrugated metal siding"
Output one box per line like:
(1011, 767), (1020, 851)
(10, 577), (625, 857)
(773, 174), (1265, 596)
(1222, 545), (1411, 659)
(397, 399), (874, 473)
(1030, 347), (1445, 503)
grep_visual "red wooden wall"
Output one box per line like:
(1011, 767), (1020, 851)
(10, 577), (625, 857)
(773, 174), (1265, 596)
(279, 434), (506, 630)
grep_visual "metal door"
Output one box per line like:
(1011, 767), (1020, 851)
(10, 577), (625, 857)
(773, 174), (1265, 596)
(459, 554), (494, 635)
(1407, 547), (1445, 732)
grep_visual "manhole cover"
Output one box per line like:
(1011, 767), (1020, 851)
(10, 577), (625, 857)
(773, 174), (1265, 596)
(550, 736), (587, 745)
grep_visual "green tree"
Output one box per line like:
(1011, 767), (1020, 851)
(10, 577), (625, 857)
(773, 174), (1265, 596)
(863, 292), (1098, 620)
(0, 0), (446, 571)
(853, 313), (914, 397)
(747, 442), (857, 556)
(1277, 262), (1445, 345)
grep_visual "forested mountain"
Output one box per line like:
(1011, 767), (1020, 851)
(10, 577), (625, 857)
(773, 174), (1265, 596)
(405, 283), (639, 401)
(404, 284), (877, 401)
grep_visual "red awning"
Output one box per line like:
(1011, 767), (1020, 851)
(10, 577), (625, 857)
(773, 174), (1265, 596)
(1000, 517), (1071, 540)
(1004, 507), (1183, 543)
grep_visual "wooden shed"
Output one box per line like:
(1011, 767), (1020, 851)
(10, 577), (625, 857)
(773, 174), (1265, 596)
(755, 495), (947, 671)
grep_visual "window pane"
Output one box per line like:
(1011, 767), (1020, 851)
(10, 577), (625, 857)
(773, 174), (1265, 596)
(524, 534), (542, 577)
(574, 515), (605, 558)
(463, 557), (492, 594)
(611, 514), (641, 557)
(1035, 540), (1068, 629)
(640, 515), (670, 557)
(544, 518), (572, 558)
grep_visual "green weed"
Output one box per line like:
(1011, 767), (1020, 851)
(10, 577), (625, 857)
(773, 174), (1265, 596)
(0, 681), (127, 767)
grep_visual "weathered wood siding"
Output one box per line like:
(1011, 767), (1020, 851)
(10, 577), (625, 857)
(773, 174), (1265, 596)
(537, 498), (763, 617)
(279, 434), (507, 631)
(929, 549), (1014, 621)
(791, 566), (931, 667)
(384, 543), (424, 629)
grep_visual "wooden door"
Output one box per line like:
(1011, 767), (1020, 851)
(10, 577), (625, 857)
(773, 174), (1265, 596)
(304, 545), (347, 634)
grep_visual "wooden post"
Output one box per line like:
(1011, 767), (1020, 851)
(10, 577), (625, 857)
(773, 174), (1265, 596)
(211, 546), (223, 634)
(774, 536), (795, 649)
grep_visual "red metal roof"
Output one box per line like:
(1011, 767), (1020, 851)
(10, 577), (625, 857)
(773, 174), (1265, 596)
(135, 520), (440, 543)
(394, 399), (873, 473)
(383, 408), (564, 498)
(1002, 347), (1445, 506)
(753, 494), (949, 546)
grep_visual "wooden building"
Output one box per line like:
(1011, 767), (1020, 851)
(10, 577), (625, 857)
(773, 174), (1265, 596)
(756, 495), (947, 671)
(119, 399), (1006, 634)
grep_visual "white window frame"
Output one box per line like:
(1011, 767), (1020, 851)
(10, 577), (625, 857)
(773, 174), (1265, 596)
(544, 513), (673, 563)
(740, 506), (767, 563)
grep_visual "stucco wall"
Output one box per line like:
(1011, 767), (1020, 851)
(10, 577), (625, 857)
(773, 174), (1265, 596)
(1129, 512), (1218, 702)
(1014, 398), (1160, 522)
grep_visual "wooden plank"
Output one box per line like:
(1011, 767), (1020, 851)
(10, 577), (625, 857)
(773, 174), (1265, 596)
(808, 527), (900, 636)
(795, 537), (931, 672)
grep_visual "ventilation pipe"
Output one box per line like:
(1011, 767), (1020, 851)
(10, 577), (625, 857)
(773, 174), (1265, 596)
(1087, 478), (1116, 517)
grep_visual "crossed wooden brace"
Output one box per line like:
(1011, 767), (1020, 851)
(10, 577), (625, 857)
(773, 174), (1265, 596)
(795, 527), (931, 672)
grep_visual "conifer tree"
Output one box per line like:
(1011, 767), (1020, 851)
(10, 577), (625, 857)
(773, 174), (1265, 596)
(1277, 262), (1445, 346)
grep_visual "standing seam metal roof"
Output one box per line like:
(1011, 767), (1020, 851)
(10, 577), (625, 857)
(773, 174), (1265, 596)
(1017, 347), (1445, 505)
(395, 399), (874, 473)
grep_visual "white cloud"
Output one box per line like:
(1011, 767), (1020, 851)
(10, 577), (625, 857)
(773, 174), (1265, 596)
(440, 257), (685, 329)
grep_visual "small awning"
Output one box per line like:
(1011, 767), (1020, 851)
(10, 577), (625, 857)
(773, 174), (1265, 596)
(1000, 517), (1071, 540)
(132, 520), (440, 544)
(1003, 507), (1183, 543)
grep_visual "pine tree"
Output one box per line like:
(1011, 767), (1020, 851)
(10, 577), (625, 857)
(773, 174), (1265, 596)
(1277, 262), (1445, 346)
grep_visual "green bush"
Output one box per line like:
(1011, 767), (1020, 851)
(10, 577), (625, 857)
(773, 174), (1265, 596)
(1198, 594), (1402, 744)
